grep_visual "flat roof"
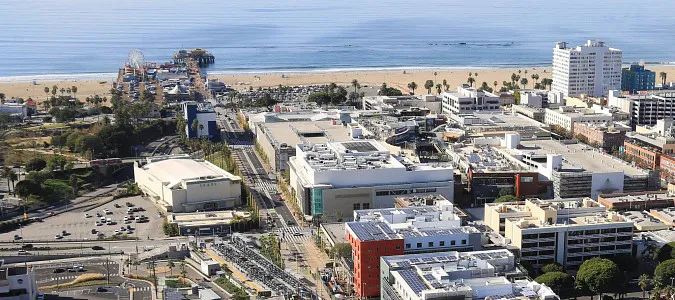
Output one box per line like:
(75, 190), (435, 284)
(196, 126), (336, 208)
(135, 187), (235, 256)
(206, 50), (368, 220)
(169, 211), (250, 227)
(517, 139), (647, 176)
(140, 155), (240, 188)
(321, 222), (348, 245)
(452, 144), (533, 173)
(618, 210), (669, 231)
(346, 221), (477, 242)
(600, 192), (674, 204)
(261, 120), (354, 147)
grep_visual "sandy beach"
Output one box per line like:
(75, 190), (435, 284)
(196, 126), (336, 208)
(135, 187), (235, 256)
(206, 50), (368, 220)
(1, 65), (674, 102)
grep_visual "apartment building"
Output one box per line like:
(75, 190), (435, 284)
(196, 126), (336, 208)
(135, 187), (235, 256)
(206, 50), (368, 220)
(597, 192), (674, 211)
(572, 122), (627, 149)
(441, 84), (500, 116)
(345, 200), (482, 297)
(552, 40), (622, 97)
(623, 133), (675, 170)
(485, 198), (634, 269)
(622, 64), (656, 94)
(380, 250), (558, 300)
(0, 261), (39, 300)
(544, 106), (613, 134)
(288, 140), (454, 219)
(512, 105), (546, 122)
(519, 89), (565, 108)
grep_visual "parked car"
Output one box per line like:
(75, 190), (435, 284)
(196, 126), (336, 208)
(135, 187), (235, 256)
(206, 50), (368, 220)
(92, 246), (104, 250)
(125, 202), (134, 207)
(13, 234), (21, 240)
(114, 204), (121, 208)
(17, 250), (28, 255)
(84, 213), (91, 218)
(55, 234), (62, 239)
(91, 229), (97, 234)
(53, 268), (65, 273)
(96, 287), (107, 292)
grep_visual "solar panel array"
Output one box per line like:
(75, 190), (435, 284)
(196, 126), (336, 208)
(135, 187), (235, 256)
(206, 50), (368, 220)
(398, 269), (429, 294)
(348, 222), (400, 241)
(423, 274), (435, 281)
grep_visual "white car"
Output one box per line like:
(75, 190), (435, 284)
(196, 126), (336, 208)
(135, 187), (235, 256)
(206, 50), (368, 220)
(55, 234), (62, 239)
(17, 250), (28, 255)
(123, 216), (129, 221)
(84, 213), (91, 218)
(114, 230), (120, 235)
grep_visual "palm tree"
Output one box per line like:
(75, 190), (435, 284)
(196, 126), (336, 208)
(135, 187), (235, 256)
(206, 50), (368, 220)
(639, 274), (650, 300)
(424, 80), (434, 94)
(71, 86), (78, 99)
(531, 74), (540, 86)
(351, 79), (360, 94)
(474, 72), (478, 77)
(435, 84), (442, 95)
(442, 79), (448, 91)
(511, 73), (518, 85)
(493, 81), (498, 91)
(59, 88), (65, 96)
(660, 72), (668, 86)
(467, 77), (475, 87)
(520, 78), (528, 89)
(407, 82), (418, 94)
(469, 72), (473, 77)
(51, 85), (58, 96)
(1, 166), (13, 194)
(167, 261), (175, 276)
(66, 87), (71, 96)
(433, 72), (438, 83)
(199, 124), (205, 137)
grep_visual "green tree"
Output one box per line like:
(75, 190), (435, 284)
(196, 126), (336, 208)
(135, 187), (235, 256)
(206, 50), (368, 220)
(424, 80), (434, 94)
(191, 119), (199, 136)
(541, 263), (564, 273)
(655, 242), (675, 262)
(638, 274), (651, 300)
(654, 259), (675, 284)
(660, 72), (668, 86)
(520, 78), (529, 89)
(499, 187), (514, 197)
(531, 74), (540, 86)
(442, 79), (449, 91)
(467, 77), (475, 87)
(493, 81), (498, 91)
(70, 174), (79, 196)
(575, 258), (623, 300)
(408, 82), (418, 94)
(51, 85), (58, 96)
(14, 180), (41, 199)
(494, 195), (518, 203)
(329, 243), (352, 259)
(535, 271), (574, 298)
(25, 158), (47, 172)
(71, 86), (78, 99)
(435, 84), (442, 95)
(351, 79), (360, 94)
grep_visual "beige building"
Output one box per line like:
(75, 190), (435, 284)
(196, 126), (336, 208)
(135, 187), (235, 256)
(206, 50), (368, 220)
(134, 155), (242, 213)
(485, 198), (633, 269)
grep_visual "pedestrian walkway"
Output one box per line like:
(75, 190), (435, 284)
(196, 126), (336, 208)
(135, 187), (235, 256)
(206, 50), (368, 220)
(38, 273), (119, 284)
(277, 226), (309, 243)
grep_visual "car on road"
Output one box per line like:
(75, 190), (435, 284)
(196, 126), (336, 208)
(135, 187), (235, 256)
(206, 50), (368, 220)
(53, 268), (65, 273)
(17, 250), (28, 255)
(96, 287), (107, 292)
(13, 234), (21, 240)
(287, 220), (294, 225)
(55, 234), (62, 239)
(37, 293), (44, 300)
(62, 230), (68, 236)
(92, 246), (104, 250)
(293, 232), (303, 237)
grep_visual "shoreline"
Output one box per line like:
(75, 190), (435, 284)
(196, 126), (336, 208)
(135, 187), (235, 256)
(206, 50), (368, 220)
(1, 65), (674, 102)
(1, 62), (675, 83)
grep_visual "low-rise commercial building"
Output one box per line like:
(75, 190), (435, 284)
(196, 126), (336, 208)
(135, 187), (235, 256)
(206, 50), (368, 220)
(380, 250), (556, 300)
(0, 103), (28, 119)
(394, 195), (469, 224)
(572, 122), (628, 149)
(511, 138), (657, 199)
(450, 111), (551, 140)
(544, 106), (613, 134)
(623, 133), (675, 170)
(0, 261), (39, 300)
(598, 192), (674, 211)
(446, 136), (551, 204)
(167, 210), (251, 235)
(134, 155), (242, 213)
(519, 90), (564, 108)
(289, 140), (454, 219)
(183, 101), (217, 141)
(251, 110), (367, 172)
(608, 90), (675, 126)
(511, 105), (545, 122)
(442, 85), (500, 116)
(346, 200), (482, 297)
(485, 198), (634, 269)
(661, 155), (675, 182)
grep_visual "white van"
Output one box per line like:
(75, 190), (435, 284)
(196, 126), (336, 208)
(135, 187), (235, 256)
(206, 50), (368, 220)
(106, 218), (112, 223)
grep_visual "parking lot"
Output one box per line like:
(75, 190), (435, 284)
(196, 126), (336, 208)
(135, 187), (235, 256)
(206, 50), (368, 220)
(1, 196), (164, 242)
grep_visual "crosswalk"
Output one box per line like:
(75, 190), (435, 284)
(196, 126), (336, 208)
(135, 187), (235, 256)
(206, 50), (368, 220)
(276, 226), (309, 243)
(132, 286), (152, 292)
(256, 181), (277, 192)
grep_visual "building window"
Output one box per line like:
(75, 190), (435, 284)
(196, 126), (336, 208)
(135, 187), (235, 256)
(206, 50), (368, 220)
(417, 243), (422, 248)
(362, 203), (370, 209)
(428, 242), (434, 247)
(353, 203), (361, 210)
(440, 241), (445, 247)
(461, 239), (466, 245)
(405, 244), (410, 249)
(451, 240), (456, 246)
(396, 245), (401, 250)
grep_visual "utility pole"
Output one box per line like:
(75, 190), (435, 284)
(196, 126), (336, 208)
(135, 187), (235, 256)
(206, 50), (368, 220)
(151, 256), (158, 298)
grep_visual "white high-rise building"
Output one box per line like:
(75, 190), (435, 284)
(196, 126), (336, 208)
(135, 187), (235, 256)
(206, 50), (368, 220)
(552, 40), (622, 97)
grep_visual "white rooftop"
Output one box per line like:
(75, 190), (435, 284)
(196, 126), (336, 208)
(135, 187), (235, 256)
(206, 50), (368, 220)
(140, 155), (240, 189)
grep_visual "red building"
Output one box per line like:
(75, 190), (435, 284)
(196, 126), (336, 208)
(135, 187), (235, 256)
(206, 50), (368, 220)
(346, 227), (403, 297)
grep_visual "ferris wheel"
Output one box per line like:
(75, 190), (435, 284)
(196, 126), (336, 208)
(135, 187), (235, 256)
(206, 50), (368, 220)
(128, 49), (145, 69)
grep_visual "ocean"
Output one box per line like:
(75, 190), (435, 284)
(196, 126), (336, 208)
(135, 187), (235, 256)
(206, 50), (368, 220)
(1, 0), (674, 81)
